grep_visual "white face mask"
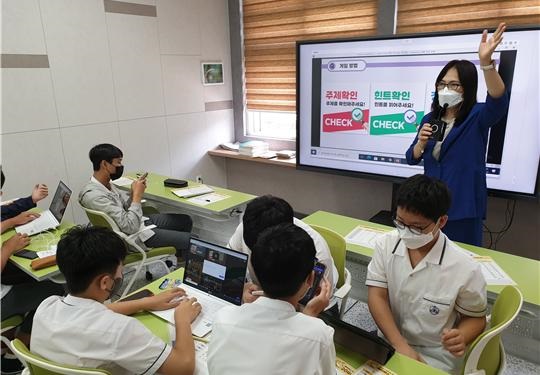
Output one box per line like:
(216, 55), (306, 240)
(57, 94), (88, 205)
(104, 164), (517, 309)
(397, 226), (437, 249)
(438, 87), (463, 108)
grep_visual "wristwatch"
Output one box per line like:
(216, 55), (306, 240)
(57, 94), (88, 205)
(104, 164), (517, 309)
(480, 60), (496, 71)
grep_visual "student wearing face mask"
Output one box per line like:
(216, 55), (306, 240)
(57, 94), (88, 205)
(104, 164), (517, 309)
(366, 174), (487, 375)
(79, 144), (193, 259)
(405, 22), (509, 246)
(31, 226), (202, 375)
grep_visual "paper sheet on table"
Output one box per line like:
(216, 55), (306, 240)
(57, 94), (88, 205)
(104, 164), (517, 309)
(457, 247), (516, 286)
(353, 360), (396, 375)
(37, 245), (57, 259)
(111, 177), (134, 186)
(187, 193), (229, 206)
(345, 225), (389, 248)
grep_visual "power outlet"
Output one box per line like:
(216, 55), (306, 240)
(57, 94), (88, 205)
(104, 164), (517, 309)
(196, 175), (203, 184)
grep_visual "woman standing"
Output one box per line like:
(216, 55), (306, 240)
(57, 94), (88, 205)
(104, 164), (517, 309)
(405, 23), (509, 246)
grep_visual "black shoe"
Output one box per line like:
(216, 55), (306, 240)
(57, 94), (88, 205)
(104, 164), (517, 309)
(1, 354), (24, 375)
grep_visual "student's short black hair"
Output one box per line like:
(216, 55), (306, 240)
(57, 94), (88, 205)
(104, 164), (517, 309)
(396, 174), (451, 223)
(57, 225), (127, 294)
(432, 60), (478, 125)
(251, 223), (315, 299)
(89, 143), (123, 171)
(1, 168), (4, 189)
(242, 195), (294, 249)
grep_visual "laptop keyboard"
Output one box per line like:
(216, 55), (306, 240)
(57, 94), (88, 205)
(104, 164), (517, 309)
(185, 290), (229, 337)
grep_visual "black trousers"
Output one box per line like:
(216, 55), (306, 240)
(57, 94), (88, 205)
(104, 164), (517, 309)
(144, 213), (193, 257)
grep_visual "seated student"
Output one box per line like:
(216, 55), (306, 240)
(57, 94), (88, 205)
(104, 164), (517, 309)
(1, 169), (48, 232)
(228, 195), (337, 302)
(31, 226), (202, 375)
(79, 144), (193, 257)
(366, 174), (487, 374)
(208, 223), (336, 374)
(0, 171), (64, 374)
(1, 234), (66, 374)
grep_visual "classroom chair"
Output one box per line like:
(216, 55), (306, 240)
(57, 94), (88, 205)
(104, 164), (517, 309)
(309, 224), (352, 318)
(461, 285), (523, 375)
(81, 206), (175, 298)
(1, 314), (24, 348)
(10, 338), (111, 375)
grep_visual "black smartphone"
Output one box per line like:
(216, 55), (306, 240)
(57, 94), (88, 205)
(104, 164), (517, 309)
(299, 262), (327, 306)
(13, 249), (38, 260)
(119, 289), (154, 302)
(429, 118), (447, 142)
(158, 278), (171, 290)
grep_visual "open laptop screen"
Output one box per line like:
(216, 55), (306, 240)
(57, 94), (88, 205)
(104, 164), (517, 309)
(184, 238), (248, 305)
(49, 181), (72, 222)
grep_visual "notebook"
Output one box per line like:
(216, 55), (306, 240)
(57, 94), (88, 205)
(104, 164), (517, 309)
(15, 181), (72, 236)
(172, 185), (214, 198)
(150, 238), (248, 337)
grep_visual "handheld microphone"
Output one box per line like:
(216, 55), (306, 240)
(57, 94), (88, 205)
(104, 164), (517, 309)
(430, 103), (448, 142)
(437, 103), (449, 121)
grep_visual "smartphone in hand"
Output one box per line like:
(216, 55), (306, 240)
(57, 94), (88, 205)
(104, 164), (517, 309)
(299, 262), (327, 306)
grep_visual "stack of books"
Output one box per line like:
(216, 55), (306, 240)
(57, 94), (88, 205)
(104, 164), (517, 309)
(238, 141), (269, 157)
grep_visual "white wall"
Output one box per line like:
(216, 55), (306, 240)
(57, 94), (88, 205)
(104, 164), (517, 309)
(1, 0), (234, 224)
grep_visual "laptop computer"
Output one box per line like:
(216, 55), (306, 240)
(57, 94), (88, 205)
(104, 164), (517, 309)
(151, 238), (248, 337)
(15, 181), (72, 236)
(320, 312), (395, 365)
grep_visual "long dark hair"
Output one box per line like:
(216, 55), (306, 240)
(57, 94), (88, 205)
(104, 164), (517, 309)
(432, 60), (478, 125)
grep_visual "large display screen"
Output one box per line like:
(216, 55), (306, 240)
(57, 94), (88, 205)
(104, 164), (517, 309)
(297, 28), (539, 198)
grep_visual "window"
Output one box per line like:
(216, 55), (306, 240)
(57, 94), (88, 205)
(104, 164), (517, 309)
(242, 0), (378, 139)
(246, 110), (296, 139)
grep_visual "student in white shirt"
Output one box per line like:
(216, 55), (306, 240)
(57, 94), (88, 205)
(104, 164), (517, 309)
(209, 222), (336, 374)
(228, 195), (337, 303)
(31, 226), (202, 375)
(366, 174), (487, 374)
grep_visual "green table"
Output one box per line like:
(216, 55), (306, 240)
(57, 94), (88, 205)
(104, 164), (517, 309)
(1, 221), (74, 281)
(119, 173), (257, 245)
(124, 173), (256, 216)
(132, 269), (448, 374)
(303, 210), (540, 307)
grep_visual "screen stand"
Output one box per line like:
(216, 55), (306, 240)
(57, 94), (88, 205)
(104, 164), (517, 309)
(369, 182), (400, 227)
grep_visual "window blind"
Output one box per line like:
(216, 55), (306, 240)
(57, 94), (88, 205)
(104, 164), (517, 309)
(397, 0), (540, 34)
(243, 0), (378, 112)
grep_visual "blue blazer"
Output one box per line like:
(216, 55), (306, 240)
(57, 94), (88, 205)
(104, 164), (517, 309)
(1, 196), (36, 221)
(405, 92), (509, 220)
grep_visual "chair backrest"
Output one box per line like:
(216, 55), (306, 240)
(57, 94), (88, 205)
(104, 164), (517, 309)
(80, 206), (121, 233)
(1, 315), (24, 347)
(309, 224), (346, 287)
(11, 339), (111, 375)
(462, 285), (523, 375)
